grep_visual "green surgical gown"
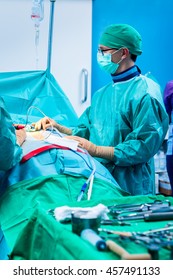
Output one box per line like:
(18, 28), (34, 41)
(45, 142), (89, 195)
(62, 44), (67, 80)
(72, 75), (169, 195)
(0, 98), (22, 171)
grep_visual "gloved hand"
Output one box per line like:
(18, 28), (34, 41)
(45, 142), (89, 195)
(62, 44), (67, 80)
(15, 129), (26, 146)
(65, 136), (114, 160)
(33, 117), (72, 135)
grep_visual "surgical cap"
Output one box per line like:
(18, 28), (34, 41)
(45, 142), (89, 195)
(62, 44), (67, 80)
(99, 24), (142, 56)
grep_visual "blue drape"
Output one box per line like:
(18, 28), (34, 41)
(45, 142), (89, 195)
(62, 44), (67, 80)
(0, 70), (78, 126)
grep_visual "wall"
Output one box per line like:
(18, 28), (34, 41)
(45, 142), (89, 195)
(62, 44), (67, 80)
(92, 0), (173, 93)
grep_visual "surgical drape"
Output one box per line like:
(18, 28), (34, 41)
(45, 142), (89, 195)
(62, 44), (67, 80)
(0, 70), (78, 127)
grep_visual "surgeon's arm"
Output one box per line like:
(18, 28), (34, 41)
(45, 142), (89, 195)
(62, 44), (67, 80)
(113, 95), (169, 166)
(65, 136), (114, 160)
(15, 129), (26, 146)
(33, 117), (72, 135)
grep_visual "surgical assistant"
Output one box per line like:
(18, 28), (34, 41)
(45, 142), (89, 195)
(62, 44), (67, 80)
(34, 24), (169, 195)
(0, 97), (25, 171)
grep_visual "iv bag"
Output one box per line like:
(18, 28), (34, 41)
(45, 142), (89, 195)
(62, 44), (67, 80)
(31, 0), (44, 27)
(31, 0), (44, 68)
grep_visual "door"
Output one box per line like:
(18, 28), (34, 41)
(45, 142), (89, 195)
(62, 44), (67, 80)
(52, 0), (92, 117)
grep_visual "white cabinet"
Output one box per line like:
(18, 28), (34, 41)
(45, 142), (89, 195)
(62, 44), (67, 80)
(0, 0), (92, 116)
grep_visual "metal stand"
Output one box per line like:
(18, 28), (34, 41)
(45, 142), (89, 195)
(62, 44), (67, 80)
(47, 0), (56, 76)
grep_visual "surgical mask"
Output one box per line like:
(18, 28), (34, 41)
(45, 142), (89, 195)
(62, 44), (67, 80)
(97, 49), (122, 74)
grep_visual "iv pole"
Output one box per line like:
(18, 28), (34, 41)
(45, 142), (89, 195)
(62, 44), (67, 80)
(47, 0), (56, 76)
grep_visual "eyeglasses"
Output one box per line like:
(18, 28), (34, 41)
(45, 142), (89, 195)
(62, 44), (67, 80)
(97, 48), (117, 56)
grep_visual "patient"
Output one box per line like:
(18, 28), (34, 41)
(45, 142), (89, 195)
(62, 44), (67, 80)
(1, 128), (124, 192)
(0, 125), (127, 254)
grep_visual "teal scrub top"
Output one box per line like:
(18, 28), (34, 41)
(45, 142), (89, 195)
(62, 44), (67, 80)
(0, 97), (22, 171)
(72, 75), (169, 195)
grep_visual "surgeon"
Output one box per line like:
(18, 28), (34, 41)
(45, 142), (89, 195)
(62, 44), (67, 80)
(0, 97), (26, 171)
(33, 23), (168, 195)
